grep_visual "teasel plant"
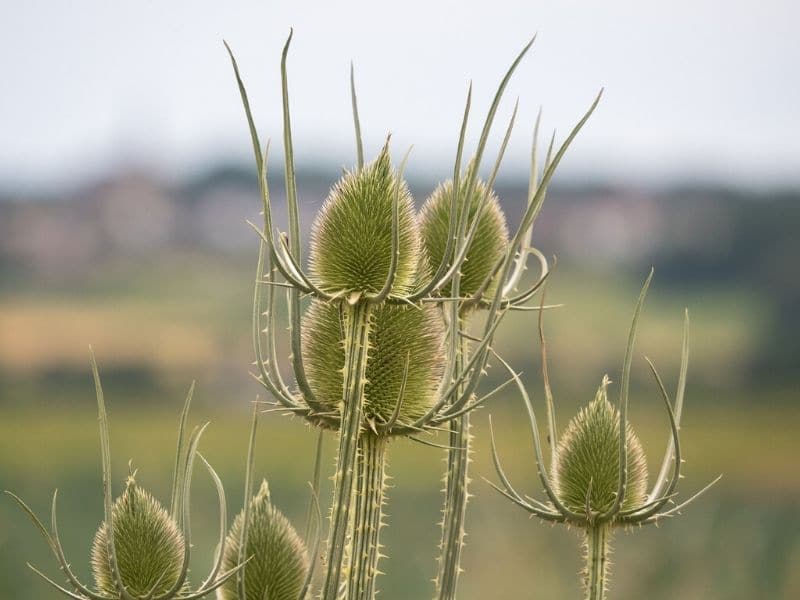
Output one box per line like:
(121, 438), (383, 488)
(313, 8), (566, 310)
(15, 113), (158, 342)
(420, 107), (558, 600)
(217, 402), (319, 600)
(5, 350), (242, 599)
(486, 271), (722, 599)
(224, 30), (602, 600)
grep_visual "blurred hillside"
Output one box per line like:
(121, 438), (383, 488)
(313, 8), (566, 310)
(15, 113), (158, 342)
(1, 166), (796, 399)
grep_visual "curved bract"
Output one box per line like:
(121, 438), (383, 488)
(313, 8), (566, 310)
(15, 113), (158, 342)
(301, 300), (445, 426)
(218, 480), (309, 600)
(420, 177), (509, 299)
(553, 377), (648, 515)
(92, 480), (186, 597)
(309, 146), (421, 299)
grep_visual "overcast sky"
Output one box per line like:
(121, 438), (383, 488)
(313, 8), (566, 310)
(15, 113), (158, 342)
(1, 0), (798, 191)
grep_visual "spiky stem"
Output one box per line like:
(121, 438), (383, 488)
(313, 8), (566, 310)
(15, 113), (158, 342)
(322, 301), (373, 600)
(348, 433), (388, 599)
(584, 524), (610, 600)
(435, 320), (471, 600)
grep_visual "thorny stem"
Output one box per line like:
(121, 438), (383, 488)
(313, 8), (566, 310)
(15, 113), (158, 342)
(322, 301), (373, 600)
(585, 524), (610, 600)
(348, 434), (388, 600)
(436, 318), (471, 600)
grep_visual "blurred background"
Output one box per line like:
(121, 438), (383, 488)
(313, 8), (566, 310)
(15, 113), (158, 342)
(1, 1), (798, 598)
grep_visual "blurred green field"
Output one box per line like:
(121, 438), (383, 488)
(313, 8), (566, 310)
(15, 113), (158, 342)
(1, 259), (799, 598)
(2, 400), (799, 599)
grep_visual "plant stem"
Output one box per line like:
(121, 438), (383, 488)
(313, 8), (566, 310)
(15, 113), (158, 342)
(585, 524), (610, 600)
(322, 301), (373, 600)
(347, 433), (388, 599)
(436, 319), (471, 600)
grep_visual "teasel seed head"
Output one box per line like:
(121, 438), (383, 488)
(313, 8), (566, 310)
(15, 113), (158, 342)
(308, 143), (421, 299)
(218, 480), (309, 600)
(91, 476), (186, 597)
(553, 376), (648, 515)
(301, 300), (445, 426)
(419, 177), (509, 299)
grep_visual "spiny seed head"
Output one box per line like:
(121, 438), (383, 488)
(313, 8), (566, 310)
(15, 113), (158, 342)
(301, 300), (445, 425)
(91, 478), (185, 597)
(308, 144), (421, 298)
(553, 377), (648, 516)
(419, 177), (509, 299)
(218, 480), (309, 600)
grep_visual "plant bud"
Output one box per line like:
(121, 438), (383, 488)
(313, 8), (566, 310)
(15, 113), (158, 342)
(309, 145), (421, 298)
(553, 377), (648, 515)
(419, 177), (509, 299)
(301, 300), (445, 425)
(91, 478), (185, 597)
(218, 480), (309, 600)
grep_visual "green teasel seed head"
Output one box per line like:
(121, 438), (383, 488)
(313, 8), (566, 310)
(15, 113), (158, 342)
(301, 300), (445, 426)
(308, 143), (421, 298)
(419, 177), (509, 299)
(553, 376), (648, 515)
(91, 477), (185, 597)
(218, 480), (309, 600)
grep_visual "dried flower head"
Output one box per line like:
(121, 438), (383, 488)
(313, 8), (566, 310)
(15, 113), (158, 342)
(301, 300), (445, 427)
(91, 477), (186, 597)
(420, 176), (509, 299)
(309, 144), (421, 300)
(218, 480), (309, 600)
(553, 376), (648, 515)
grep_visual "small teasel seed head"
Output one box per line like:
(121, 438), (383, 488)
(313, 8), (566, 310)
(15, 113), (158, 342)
(218, 480), (309, 600)
(308, 143), (421, 297)
(419, 177), (509, 299)
(91, 477), (185, 597)
(553, 377), (648, 516)
(301, 300), (445, 425)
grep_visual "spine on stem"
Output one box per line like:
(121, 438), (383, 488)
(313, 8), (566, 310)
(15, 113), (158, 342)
(436, 321), (471, 600)
(421, 171), (510, 600)
(322, 301), (373, 600)
(584, 524), (610, 600)
(348, 434), (389, 600)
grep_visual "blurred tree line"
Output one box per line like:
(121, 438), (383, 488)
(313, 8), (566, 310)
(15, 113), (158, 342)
(652, 187), (800, 387)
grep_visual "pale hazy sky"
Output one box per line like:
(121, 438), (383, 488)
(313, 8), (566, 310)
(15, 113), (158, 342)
(1, 0), (798, 190)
